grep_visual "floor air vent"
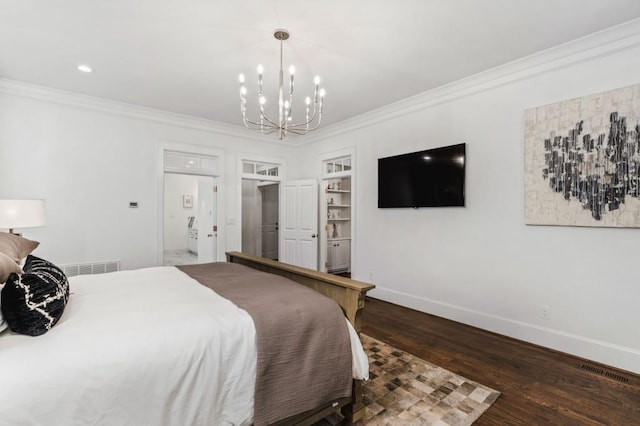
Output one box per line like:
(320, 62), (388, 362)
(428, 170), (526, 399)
(580, 364), (630, 383)
(62, 261), (120, 277)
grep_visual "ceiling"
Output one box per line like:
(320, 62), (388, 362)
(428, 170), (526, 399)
(2, 0), (640, 133)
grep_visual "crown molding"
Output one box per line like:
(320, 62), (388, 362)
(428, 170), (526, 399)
(299, 18), (640, 145)
(0, 78), (299, 146)
(3, 18), (640, 148)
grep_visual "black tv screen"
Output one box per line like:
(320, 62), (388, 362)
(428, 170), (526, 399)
(378, 143), (466, 208)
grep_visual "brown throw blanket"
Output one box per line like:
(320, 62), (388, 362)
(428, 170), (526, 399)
(177, 262), (353, 425)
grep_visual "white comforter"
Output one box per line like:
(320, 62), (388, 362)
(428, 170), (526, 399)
(0, 266), (367, 426)
(1, 267), (256, 425)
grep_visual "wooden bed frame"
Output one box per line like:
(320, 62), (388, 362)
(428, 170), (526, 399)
(226, 251), (375, 425)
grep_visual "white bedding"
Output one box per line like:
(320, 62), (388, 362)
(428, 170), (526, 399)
(0, 266), (368, 426)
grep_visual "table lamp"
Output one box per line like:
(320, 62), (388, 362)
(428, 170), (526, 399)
(0, 199), (46, 235)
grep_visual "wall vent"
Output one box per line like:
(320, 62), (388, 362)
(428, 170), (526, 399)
(580, 364), (630, 383)
(61, 261), (120, 277)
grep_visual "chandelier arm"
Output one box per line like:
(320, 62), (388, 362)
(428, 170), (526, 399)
(291, 112), (323, 131)
(285, 74), (294, 124)
(241, 97), (266, 130)
(287, 108), (320, 128)
(245, 122), (280, 136)
(244, 109), (288, 135)
(258, 109), (280, 128)
(288, 121), (315, 130)
(258, 127), (280, 135)
(306, 102), (319, 128)
(306, 114), (323, 131)
(287, 120), (320, 134)
(284, 98), (294, 127)
(242, 117), (278, 130)
(288, 119), (321, 132)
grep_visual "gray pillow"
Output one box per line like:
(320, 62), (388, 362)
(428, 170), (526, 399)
(0, 232), (39, 262)
(0, 251), (23, 283)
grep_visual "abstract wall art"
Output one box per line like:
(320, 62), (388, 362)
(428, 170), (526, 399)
(524, 84), (640, 227)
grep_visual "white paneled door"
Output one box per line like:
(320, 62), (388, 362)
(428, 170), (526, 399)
(281, 179), (318, 270)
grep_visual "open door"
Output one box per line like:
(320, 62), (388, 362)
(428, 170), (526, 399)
(197, 176), (217, 262)
(260, 183), (279, 260)
(281, 179), (318, 270)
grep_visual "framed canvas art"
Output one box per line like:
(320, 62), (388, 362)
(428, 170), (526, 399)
(524, 83), (640, 228)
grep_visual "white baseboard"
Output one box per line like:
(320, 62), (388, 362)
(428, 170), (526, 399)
(370, 286), (640, 376)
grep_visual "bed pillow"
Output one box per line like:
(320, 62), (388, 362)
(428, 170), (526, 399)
(0, 232), (40, 262)
(1, 255), (70, 336)
(0, 251), (23, 283)
(0, 308), (6, 333)
(0, 290), (6, 333)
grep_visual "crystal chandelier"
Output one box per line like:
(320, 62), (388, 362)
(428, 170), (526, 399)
(238, 29), (325, 140)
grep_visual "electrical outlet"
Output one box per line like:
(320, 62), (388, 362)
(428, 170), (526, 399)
(540, 305), (551, 320)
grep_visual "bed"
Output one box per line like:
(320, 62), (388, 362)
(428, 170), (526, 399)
(0, 250), (374, 425)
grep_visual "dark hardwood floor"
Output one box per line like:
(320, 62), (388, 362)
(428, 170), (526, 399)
(361, 297), (640, 425)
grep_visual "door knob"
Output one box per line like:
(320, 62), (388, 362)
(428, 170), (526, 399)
(207, 234), (213, 238)
(311, 234), (317, 238)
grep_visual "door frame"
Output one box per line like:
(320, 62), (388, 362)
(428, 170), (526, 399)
(157, 140), (225, 266)
(196, 175), (217, 263)
(237, 153), (285, 259)
(258, 181), (280, 260)
(319, 147), (356, 275)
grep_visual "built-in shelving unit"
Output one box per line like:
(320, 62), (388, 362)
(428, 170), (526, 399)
(322, 155), (353, 274)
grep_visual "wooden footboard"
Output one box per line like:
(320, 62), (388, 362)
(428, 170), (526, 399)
(226, 252), (374, 333)
(225, 251), (375, 424)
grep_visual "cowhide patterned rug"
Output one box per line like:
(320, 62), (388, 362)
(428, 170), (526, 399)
(321, 335), (501, 425)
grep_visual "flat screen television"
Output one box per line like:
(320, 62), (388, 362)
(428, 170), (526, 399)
(378, 143), (466, 208)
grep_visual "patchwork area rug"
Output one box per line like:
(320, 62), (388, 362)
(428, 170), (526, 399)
(359, 334), (500, 425)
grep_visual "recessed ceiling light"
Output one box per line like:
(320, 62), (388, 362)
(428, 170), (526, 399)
(77, 64), (93, 73)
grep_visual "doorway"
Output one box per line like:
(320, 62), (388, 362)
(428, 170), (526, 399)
(320, 152), (354, 276)
(241, 180), (279, 260)
(163, 173), (217, 266)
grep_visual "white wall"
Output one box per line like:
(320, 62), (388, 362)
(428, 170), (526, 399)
(291, 25), (640, 374)
(0, 86), (292, 270)
(163, 173), (198, 251)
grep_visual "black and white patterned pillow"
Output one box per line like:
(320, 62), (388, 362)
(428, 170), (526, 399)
(1, 255), (70, 336)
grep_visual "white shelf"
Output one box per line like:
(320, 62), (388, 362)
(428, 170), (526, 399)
(322, 167), (352, 275)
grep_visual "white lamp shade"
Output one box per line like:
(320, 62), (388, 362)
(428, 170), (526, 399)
(0, 199), (46, 229)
